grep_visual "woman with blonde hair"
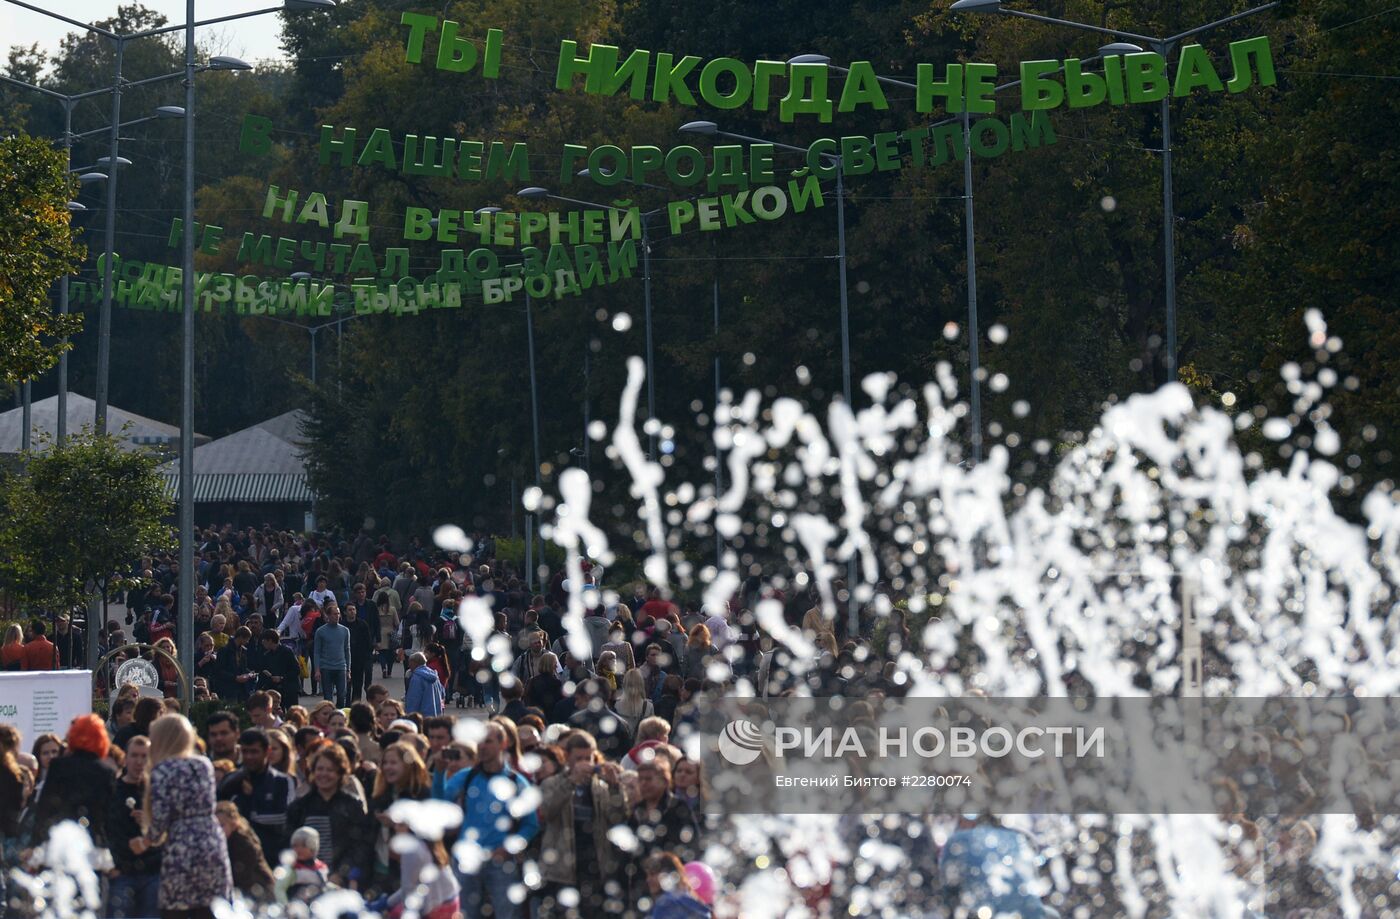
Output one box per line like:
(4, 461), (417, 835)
(368, 741), (431, 889)
(153, 637), (181, 698)
(1, 623), (24, 671)
(615, 667), (654, 738)
(141, 714), (232, 918)
(800, 606), (829, 637)
(309, 700), (337, 732)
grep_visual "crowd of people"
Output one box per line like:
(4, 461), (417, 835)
(1, 680), (718, 918)
(0, 524), (1079, 919)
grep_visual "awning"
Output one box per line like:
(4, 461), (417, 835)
(161, 473), (314, 503)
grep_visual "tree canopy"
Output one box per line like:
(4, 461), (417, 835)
(0, 129), (84, 388)
(0, 430), (172, 612)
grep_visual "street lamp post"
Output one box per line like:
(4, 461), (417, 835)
(6, 1), (328, 695)
(524, 287), (543, 591)
(949, 0), (1278, 383)
(169, 0), (331, 708)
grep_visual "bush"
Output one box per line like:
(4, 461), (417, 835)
(189, 699), (251, 737)
(494, 536), (565, 571)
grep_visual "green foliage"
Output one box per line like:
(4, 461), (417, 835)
(0, 430), (173, 613)
(493, 536), (565, 570)
(0, 129), (84, 388)
(190, 699), (251, 736)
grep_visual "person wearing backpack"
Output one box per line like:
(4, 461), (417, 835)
(436, 721), (539, 919)
(299, 600), (323, 695)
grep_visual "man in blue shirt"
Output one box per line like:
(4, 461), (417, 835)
(438, 720), (539, 919)
(313, 604), (351, 706)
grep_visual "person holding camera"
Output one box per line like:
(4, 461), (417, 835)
(536, 732), (630, 918)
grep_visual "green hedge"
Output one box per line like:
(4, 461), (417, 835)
(494, 536), (565, 570)
(190, 699), (251, 738)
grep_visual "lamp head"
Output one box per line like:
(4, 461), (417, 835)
(208, 55), (252, 71)
(155, 105), (186, 119)
(1098, 42), (1145, 56)
(78, 172), (108, 184)
(787, 54), (831, 65)
(679, 120), (718, 135)
(96, 156), (133, 167)
(283, 0), (336, 10)
(949, 0), (1002, 11)
(290, 272), (312, 280)
(66, 201), (87, 211)
(516, 186), (549, 198)
(475, 206), (503, 215)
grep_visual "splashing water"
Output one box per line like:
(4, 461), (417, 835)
(539, 308), (1400, 917)
(13, 311), (1400, 916)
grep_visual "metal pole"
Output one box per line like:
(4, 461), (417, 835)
(642, 220), (656, 459)
(525, 293), (542, 590)
(20, 382), (30, 452)
(510, 476), (518, 540)
(583, 342), (591, 474)
(713, 276), (722, 568)
(58, 100), (73, 446)
(1160, 80), (1177, 385)
(96, 38), (123, 436)
(310, 328), (317, 385)
(963, 110), (983, 465)
(835, 168), (852, 405)
(177, 3), (195, 708)
(835, 168), (859, 636)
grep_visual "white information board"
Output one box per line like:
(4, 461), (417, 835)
(0, 670), (93, 742)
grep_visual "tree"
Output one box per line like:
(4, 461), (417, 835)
(0, 430), (173, 614)
(0, 129), (84, 388)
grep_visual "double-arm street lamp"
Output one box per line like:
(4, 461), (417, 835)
(949, 0), (1279, 383)
(1, 54), (247, 448)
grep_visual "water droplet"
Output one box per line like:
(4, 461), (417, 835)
(432, 524), (471, 553)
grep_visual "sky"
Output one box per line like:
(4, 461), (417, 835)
(0, 1), (290, 71)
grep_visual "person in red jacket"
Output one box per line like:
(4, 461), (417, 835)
(22, 619), (58, 671)
(639, 587), (679, 624)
